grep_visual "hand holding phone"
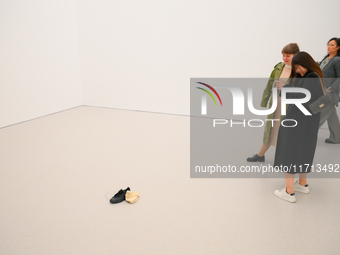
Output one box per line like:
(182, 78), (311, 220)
(274, 80), (285, 90)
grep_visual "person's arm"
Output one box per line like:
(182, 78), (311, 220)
(279, 83), (292, 97)
(328, 58), (340, 93)
(274, 80), (286, 90)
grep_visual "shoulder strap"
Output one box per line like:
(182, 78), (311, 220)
(314, 72), (326, 95)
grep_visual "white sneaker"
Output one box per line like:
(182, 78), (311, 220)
(294, 180), (309, 194)
(274, 187), (296, 203)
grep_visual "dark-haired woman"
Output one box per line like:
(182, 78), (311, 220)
(247, 43), (300, 162)
(273, 52), (324, 203)
(318, 37), (340, 144)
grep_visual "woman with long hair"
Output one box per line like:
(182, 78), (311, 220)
(247, 43), (300, 162)
(273, 52), (324, 203)
(318, 37), (340, 144)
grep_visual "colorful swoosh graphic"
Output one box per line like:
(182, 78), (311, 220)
(196, 87), (217, 105)
(196, 82), (223, 106)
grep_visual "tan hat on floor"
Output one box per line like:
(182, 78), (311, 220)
(125, 191), (139, 203)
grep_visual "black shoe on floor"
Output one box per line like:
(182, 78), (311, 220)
(110, 187), (130, 204)
(247, 154), (265, 162)
(325, 139), (338, 144)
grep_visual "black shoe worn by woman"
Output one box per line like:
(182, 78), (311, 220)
(247, 154), (265, 162)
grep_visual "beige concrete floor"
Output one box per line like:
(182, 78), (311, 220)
(1, 106), (340, 255)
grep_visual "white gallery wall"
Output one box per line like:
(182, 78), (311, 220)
(76, 0), (340, 116)
(1, 0), (340, 128)
(0, 0), (82, 128)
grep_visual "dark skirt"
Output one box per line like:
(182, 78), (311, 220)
(274, 106), (320, 174)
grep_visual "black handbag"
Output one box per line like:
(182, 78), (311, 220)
(309, 94), (332, 114)
(308, 76), (332, 114)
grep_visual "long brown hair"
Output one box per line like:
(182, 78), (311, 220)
(289, 51), (324, 87)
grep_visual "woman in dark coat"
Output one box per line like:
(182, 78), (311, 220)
(273, 52), (324, 203)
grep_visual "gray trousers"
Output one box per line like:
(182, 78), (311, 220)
(319, 100), (340, 143)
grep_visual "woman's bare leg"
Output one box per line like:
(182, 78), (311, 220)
(298, 173), (307, 186)
(285, 173), (295, 194)
(258, 143), (271, 157)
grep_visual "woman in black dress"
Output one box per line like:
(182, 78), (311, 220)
(273, 52), (324, 203)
